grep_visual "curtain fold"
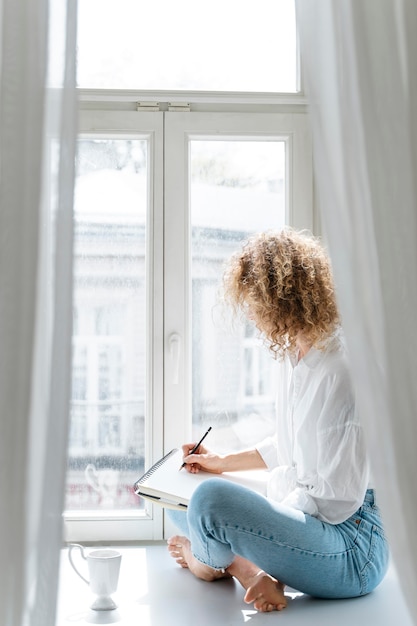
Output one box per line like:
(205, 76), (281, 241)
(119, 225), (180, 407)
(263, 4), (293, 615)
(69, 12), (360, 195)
(0, 0), (77, 625)
(296, 1), (417, 621)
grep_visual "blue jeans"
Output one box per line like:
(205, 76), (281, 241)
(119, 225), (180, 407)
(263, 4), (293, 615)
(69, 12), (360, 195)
(168, 479), (389, 598)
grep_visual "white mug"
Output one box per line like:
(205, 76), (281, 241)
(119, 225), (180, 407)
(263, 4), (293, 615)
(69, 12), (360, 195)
(68, 544), (122, 610)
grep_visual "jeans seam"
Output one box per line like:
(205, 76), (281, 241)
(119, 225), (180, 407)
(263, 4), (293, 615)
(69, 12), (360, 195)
(191, 524), (234, 571)
(358, 525), (378, 595)
(223, 523), (354, 559)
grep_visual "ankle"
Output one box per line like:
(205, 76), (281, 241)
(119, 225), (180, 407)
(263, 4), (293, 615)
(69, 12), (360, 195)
(226, 556), (261, 588)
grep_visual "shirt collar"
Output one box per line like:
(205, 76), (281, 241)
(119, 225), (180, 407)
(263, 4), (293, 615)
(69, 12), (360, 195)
(291, 328), (343, 370)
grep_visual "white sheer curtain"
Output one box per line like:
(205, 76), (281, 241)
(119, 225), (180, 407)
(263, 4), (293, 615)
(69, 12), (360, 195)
(296, 0), (417, 621)
(0, 0), (77, 625)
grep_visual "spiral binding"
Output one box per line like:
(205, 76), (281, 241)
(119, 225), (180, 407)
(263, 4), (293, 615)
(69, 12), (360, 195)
(134, 448), (178, 487)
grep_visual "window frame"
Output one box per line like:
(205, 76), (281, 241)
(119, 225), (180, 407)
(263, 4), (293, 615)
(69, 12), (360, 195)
(64, 99), (314, 543)
(64, 111), (164, 542)
(163, 110), (313, 458)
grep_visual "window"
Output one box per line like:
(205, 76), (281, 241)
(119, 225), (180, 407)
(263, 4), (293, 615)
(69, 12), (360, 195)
(189, 139), (285, 451)
(163, 112), (312, 459)
(64, 109), (312, 542)
(65, 0), (311, 542)
(77, 0), (297, 92)
(65, 120), (164, 541)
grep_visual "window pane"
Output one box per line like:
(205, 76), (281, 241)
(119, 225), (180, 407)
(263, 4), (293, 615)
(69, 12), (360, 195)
(65, 139), (147, 512)
(191, 140), (286, 452)
(77, 0), (297, 92)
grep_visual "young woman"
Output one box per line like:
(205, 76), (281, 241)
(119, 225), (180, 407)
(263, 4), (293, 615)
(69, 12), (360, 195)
(167, 228), (389, 612)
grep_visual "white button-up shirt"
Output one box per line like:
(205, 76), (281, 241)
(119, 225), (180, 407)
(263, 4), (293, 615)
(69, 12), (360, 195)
(257, 330), (370, 524)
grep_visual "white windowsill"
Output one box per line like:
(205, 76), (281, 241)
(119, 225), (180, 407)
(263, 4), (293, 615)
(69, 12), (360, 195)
(56, 543), (412, 626)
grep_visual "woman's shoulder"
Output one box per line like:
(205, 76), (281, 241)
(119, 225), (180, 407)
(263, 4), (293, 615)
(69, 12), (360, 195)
(314, 333), (358, 427)
(307, 329), (354, 391)
(319, 327), (349, 363)
(323, 325), (345, 350)
(303, 327), (345, 366)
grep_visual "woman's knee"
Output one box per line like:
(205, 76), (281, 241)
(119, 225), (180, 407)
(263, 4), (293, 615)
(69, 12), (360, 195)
(188, 478), (259, 530)
(188, 478), (236, 524)
(190, 478), (226, 508)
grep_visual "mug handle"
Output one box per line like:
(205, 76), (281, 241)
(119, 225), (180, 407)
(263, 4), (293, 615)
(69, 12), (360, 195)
(68, 543), (89, 584)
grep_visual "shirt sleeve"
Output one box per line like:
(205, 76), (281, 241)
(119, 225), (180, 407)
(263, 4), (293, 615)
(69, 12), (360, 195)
(281, 359), (370, 523)
(259, 341), (370, 524)
(278, 421), (369, 523)
(308, 418), (370, 523)
(277, 420), (369, 522)
(256, 435), (279, 470)
(280, 487), (319, 517)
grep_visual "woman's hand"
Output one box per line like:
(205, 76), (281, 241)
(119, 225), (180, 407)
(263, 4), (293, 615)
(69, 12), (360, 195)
(181, 443), (225, 474)
(181, 443), (267, 474)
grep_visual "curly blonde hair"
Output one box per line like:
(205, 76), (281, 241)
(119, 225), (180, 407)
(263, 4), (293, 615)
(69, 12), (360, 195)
(222, 228), (340, 356)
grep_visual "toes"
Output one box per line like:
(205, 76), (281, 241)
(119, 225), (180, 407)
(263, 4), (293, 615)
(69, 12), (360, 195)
(243, 587), (256, 604)
(167, 535), (182, 546)
(254, 599), (271, 612)
(255, 599), (285, 612)
(244, 575), (287, 612)
(167, 536), (191, 569)
(167, 535), (185, 546)
(171, 551), (188, 567)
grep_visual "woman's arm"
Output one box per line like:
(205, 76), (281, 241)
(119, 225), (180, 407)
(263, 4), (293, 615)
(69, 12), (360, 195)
(181, 443), (267, 474)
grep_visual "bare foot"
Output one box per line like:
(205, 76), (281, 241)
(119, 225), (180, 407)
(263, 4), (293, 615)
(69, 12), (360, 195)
(167, 537), (286, 612)
(167, 535), (190, 569)
(244, 571), (287, 612)
(167, 535), (231, 582)
(228, 556), (287, 612)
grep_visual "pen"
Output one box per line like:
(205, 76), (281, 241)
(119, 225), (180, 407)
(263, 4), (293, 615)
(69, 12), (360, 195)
(179, 426), (212, 471)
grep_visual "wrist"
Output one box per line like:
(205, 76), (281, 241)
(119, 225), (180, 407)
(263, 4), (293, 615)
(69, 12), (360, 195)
(220, 453), (235, 472)
(222, 449), (265, 472)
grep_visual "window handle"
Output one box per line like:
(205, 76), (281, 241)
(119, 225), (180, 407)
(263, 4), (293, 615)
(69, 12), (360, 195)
(169, 332), (181, 385)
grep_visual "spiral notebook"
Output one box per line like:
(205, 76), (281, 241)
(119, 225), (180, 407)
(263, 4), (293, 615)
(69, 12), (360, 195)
(133, 448), (268, 510)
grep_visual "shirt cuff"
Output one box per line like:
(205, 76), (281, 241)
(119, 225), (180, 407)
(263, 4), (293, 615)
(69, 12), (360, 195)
(256, 436), (278, 470)
(280, 487), (319, 517)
